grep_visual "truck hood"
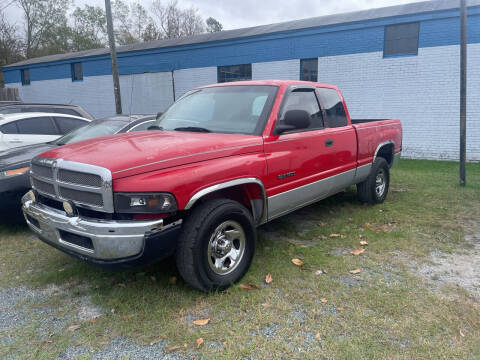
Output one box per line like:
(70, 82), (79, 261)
(37, 131), (264, 179)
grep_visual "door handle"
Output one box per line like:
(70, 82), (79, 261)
(9, 139), (22, 143)
(325, 139), (334, 147)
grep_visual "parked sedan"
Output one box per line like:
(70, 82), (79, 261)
(0, 115), (155, 211)
(0, 112), (91, 151)
(0, 103), (93, 120)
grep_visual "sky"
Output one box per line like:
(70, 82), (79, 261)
(3, 0), (424, 30)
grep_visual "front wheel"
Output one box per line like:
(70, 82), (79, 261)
(176, 198), (256, 292)
(357, 157), (390, 204)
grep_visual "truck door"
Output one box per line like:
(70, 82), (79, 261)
(264, 86), (355, 220)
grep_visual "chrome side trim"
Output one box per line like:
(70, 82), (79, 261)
(268, 169), (356, 221)
(184, 178), (268, 225)
(373, 140), (395, 163)
(353, 163), (372, 184)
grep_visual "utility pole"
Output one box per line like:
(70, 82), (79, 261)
(459, 0), (467, 186)
(105, 0), (122, 115)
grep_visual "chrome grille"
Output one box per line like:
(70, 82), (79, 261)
(58, 169), (102, 187)
(30, 158), (113, 213)
(32, 178), (55, 196)
(31, 163), (53, 179)
(58, 187), (104, 206)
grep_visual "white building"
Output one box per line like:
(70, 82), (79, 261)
(2, 0), (480, 160)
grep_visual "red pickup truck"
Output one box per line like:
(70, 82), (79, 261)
(22, 80), (402, 291)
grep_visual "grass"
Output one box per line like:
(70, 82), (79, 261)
(0, 159), (479, 359)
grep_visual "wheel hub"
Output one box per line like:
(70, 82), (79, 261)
(207, 220), (246, 275)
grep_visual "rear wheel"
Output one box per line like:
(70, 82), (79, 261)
(176, 198), (256, 292)
(357, 157), (390, 204)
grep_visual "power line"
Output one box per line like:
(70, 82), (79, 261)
(0, 0), (16, 12)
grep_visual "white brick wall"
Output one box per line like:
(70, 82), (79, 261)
(173, 67), (217, 100)
(9, 72), (175, 118)
(8, 75), (116, 118)
(120, 72), (173, 116)
(252, 59), (300, 80)
(317, 44), (480, 161)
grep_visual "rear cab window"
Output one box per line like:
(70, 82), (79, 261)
(54, 117), (87, 134)
(316, 87), (348, 128)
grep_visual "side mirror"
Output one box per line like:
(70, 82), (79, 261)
(156, 112), (163, 119)
(275, 110), (311, 135)
(147, 125), (162, 131)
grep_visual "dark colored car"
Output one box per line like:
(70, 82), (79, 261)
(0, 103), (94, 120)
(0, 115), (155, 211)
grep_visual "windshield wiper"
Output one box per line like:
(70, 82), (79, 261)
(174, 126), (211, 133)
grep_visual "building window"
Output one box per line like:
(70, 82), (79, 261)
(384, 22), (419, 57)
(71, 62), (83, 81)
(300, 59), (318, 82)
(218, 64), (252, 83)
(21, 69), (30, 85)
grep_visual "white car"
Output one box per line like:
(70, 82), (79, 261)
(0, 112), (90, 151)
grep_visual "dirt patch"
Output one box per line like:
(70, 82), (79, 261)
(417, 221), (480, 298)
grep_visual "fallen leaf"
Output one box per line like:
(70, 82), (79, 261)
(337, 307), (345, 311)
(238, 283), (258, 290)
(166, 345), (181, 352)
(364, 222), (373, 228)
(184, 343), (188, 348)
(67, 324), (81, 332)
(460, 330), (465, 337)
(169, 276), (177, 284)
(111, 308), (115, 314)
(329, 233), (341, 238)
(261, 302), (271, 307)
(291, 258), (305, 266)
(222, 339), (227, 345)
(360, 240), (368, 246)
(315, 269), (325, 275)
(321, 298), (328, 303)
(349, 269), (362, 274)
(351, 248), (366, 256)
(117, 283), (126, 288)
(100, 341), (109, 345)
(315, 332), (321, 339)
(150, 276), (156, 282)
(196, 337), (204, 349)
(265, 273), (273, 284)
(193, 318), (210, 326)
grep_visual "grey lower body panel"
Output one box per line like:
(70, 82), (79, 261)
(268, 168), (356, 221)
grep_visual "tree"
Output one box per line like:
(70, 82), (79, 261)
(15, 0), (72, 58)
(0, 13), (23, 67)
(151, 0), (204, 39)
(206, 17), (222, 33)
(71, 5), (107, 51)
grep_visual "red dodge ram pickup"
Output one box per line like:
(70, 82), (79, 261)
(22, 80), (402, 291)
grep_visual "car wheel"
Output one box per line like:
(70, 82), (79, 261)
(357, 157), (390, 204)
(176, 198), (256, 292)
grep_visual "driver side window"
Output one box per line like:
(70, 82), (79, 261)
(280, 89), (324, 131)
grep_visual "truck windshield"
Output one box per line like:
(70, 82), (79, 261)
(155, 85), (278, 135)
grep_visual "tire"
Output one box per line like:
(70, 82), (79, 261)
(357, 157), (390, 204)
(176, 198), (256, 292)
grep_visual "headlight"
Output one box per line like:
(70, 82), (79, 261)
(114, 193), (177, 213)
(0, 167), (30, 179)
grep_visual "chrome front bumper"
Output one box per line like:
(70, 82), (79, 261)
(22, 194), (170, 262)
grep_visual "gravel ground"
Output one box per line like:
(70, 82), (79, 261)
(417, 221), (480, 298)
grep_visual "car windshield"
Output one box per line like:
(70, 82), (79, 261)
(154, 85), (278, 135)
(54, 120), (128, 145)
